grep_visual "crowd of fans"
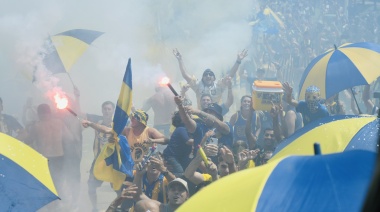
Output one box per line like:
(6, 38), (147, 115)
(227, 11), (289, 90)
(1, 0), (379, 211)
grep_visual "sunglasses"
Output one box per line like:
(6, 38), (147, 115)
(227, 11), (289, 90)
(203, 72), (214, 77)
(220, 164), (228, 169)
(264, 133), (274, 137)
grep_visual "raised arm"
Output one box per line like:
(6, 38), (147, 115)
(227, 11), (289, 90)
(174, 96), (197, 133)
(173, 49), (193, 83)
(224, 77), (234, 109)
(270, 104), (285, 143)
(245, 108), (258, 150)
(227, 49), (248, 78)
(282, 82), (299, 107)
(184, 154), (206, 185)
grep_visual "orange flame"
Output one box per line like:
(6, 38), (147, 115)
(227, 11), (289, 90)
(159, 77), (170, 86)
(54, 93), (68, 109)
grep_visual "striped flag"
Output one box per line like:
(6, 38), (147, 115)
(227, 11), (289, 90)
(93, 58), (134, 190)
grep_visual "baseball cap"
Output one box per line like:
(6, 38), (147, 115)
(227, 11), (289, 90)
(203, 103), (223, 121)
(168, 178), (189, 193)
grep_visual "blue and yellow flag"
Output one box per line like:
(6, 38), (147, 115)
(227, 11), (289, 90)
(93, 58), (134, 190)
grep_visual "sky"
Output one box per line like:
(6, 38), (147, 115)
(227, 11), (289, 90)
(0, 0), (256, 118)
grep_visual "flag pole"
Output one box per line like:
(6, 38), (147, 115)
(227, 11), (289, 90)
(66, 72), (76, 87)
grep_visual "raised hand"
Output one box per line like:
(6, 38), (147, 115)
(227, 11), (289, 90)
(149, 155), (167, 172)
(237, 49), (248, 62)
(174, 96), (184, 106)
(282, 82), (293, 96)
(173, 48), (182, 60)
(204, 144), (219, 157)
(219, 145), (235, 164)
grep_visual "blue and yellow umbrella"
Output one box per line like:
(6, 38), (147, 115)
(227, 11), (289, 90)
(37, 29), (104, 80)
(0, 133), (59, 211)
(178, 150), (376, 212)
(270, 115), (379, 162)
(298, 42), (380, 100)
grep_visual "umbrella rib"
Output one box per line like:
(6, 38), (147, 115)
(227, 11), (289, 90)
(324, 162), (342, 211)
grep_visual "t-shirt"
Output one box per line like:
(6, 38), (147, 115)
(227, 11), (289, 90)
(189, 79), (226, 107)
(163, 125), (192, 158)
(296, 101), (329, 125)
(87, 114), (113, 157)
(0, 114), (23, 136)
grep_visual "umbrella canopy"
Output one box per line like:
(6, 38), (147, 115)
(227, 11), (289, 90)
(270, 115), (379, 162)
(42, 29), (104, 75)
(178, 150), (376, 212)
(0, 133), (59, 212)
(298, 42), (380, 100)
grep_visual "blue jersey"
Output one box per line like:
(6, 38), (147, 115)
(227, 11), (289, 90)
(233, 111), (258, 144)
(163, 125), (192, 159)
(296, 101), (329, 125)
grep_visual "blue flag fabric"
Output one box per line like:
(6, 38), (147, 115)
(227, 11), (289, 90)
(93, 58), (134, 190)
(113, 58), (133, 135)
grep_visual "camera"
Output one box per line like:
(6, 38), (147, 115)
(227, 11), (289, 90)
(207, 137), (219, 146)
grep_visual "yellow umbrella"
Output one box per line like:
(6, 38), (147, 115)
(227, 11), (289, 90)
(0, 133), (59, 211)
(177, 150), (376, 212)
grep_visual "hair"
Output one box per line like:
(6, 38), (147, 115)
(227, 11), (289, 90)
(203, 69), (214, 76)
(172, 111), (183, 127)
(102, 101), (115, 109)
(264, 128), (274, 133)
(240, 95), (251, 103)
(37, 104), (51, 115)
(201, 94), (213, 101)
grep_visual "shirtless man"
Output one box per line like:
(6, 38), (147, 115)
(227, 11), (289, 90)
(26, 104), (72, 196)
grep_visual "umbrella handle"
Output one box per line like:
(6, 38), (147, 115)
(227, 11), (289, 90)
(314, 143), (321, 155)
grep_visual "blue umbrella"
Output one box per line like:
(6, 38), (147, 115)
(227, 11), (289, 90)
(298, 42), (380, 100)
(270, 115), (379, 162)
(0, 133), (59, 211)
(178, 150), (376, 212)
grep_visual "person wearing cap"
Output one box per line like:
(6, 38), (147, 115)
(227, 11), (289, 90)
(120, 178), (189, 212)
(283, 82), (329, 125)
(173, 48), (248, 108)
(82, 109), (169, 163)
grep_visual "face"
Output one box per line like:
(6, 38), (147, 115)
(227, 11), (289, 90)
(146, 161), (160, 175)
(218, 162), (229, 177)
(263, 130), (276, 147)
(102, 104), (115, 119)
(241, 97), (251, 110)
(201, 96), (212, 110)
(305, 92), (320, 112)
(130, 115), (142, 128)
(168, 183), (188, 206)
(202, 72), (215, 86)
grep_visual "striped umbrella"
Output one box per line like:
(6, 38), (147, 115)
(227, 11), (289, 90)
(298, 42), (380, 100)
(178, 150), (376, 212)
(0, 133), (59, 211)
(270, 115), (379, 162)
